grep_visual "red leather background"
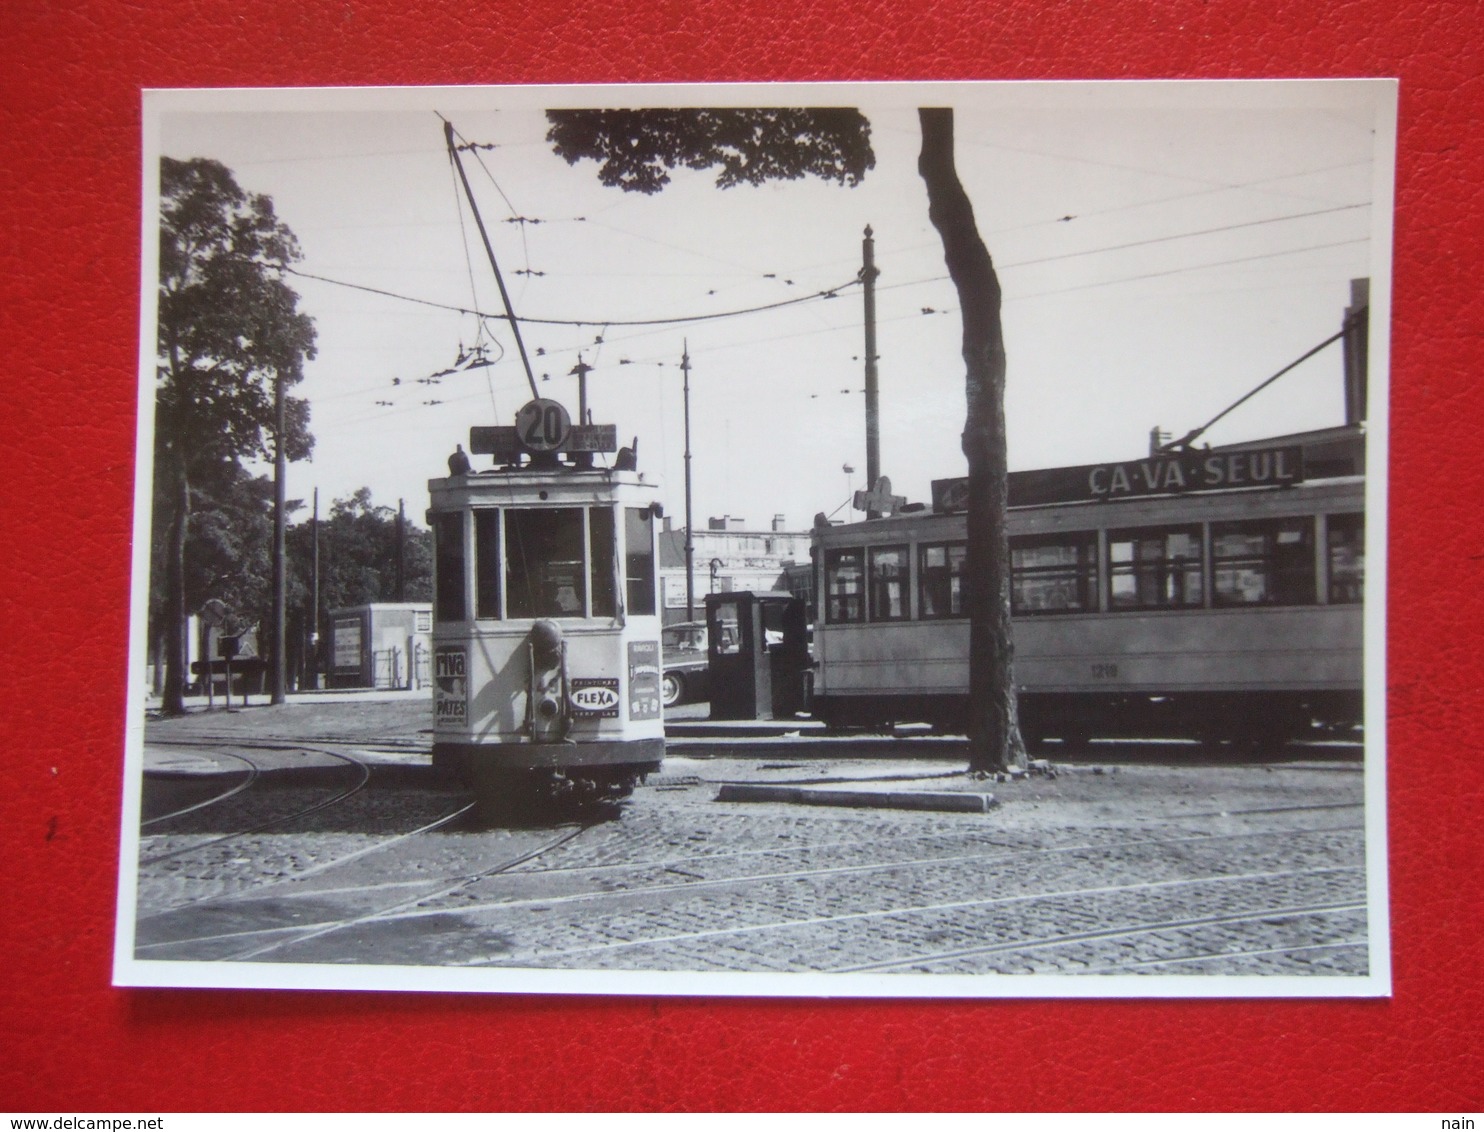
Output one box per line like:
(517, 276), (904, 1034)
(2, 0), (1480, 1113)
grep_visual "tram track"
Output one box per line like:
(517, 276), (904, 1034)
(139, 743), (373, 866)
(141, 749), (259, 828)
(136, 823), (589, 962)
(461, 862), (1366, 971)
(833, 894), (1368, 974)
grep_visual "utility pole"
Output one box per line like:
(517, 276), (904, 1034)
(396, 498), (406, 602)
(682, 342), (695, 621)
(271, 367), (287, 704)
(862, 225), (881, 518)
(309, 487), (319, 690)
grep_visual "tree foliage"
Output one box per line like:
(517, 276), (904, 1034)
(153, 157), (317, 712)
(288, 488), (433, 618)
(157, 157), (316, 468)
(546, 109), (875, 195)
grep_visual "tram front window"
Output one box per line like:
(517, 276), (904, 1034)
(506, 508), (586, 618)
(433, 512), (465, 623)
(589, 507), (617, 618)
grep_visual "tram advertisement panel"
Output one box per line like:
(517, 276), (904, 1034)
(627, 640), (662, 721)
(433, 647), (467, 726)
(933, 444), (1306, 512)
(570, 677), (621, 718)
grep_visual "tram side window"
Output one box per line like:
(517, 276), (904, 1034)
(1328, 513), (1365, 603)
(624, 507), (657, 616)
(1011, 533), (1098, 614)
(868, 545), (910, 621)
(919, 542), (966, 620)
(825, 548), (865, 623)
(474, 510), (501, 620)
(505, 508), (586, 618)
(1108, 525), (1203, 610)
(1211, 517), (1315, 606)
(433, 512), (465, 623)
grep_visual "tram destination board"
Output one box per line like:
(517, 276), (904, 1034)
(470, 422), (618, 462)
(933, 444), (1306, 512)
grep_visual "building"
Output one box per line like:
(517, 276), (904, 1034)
(327, 602), (433, 689)
(657, 514), (811, 625)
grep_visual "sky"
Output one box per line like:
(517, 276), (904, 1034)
(145, 82), (1394, 533)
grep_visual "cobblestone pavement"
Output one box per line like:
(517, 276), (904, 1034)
(130, 738), (1371, 980)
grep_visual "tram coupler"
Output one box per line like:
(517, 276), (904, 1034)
(527, 619), (570, 743)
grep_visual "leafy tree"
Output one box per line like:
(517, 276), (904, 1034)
(286, 489), (432, 681)
(154, 157), (316, 713)
(147, 460), (276, 640)
(546, 106), (1025, 772)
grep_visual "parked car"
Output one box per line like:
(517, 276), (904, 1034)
(661, 620), (712, 707)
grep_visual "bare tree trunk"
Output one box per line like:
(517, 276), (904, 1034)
(918, 107), (1026, 774)
(162, 455), (189, 715)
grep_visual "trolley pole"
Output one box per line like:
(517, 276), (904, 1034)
(271, 366), (287, 704)
(862, 226), (881, 518)
(682, 343), (695, 621)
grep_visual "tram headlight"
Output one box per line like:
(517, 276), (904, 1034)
(528, 619), (568, 741)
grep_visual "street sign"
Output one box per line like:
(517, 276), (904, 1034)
(854, 476), (907, 515)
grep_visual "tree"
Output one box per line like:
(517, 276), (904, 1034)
(284, 488), (431, 687)
(290, 489), (433, 615)
(546, 106), (1025, 772)
(155, 157), (316, 713)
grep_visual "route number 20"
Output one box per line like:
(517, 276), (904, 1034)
(516, 398), (571, 452)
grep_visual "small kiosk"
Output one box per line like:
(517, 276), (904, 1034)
(704, 590), (810, 720)
(328, 603), (433, 689)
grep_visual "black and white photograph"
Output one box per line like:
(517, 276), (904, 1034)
(116, 80), (1395, 997)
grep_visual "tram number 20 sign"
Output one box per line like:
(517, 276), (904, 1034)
(515, 398), (571, 453)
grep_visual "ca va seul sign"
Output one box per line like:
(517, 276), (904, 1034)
(932, 445), (1306, 513)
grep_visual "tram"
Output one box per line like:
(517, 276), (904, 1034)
(811, 428), (1367, 747)
(428, 398), (665, 805)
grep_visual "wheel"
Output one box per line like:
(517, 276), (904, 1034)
(661, 671), (684, 708)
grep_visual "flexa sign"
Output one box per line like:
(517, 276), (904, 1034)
(569, 678), (620, 718)
(932, 445), (1305, 512)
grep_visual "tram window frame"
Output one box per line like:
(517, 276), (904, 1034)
(433, 511), (466, 623)
(1107, 524), (1204, 611)
(1211, 516), (1316, 607)
(824, 547), (866, 624)
(505, 507), (588, 620)
(918, 541), (966, 620)
(867, 544), (911, 622)
(473, 509), (501, 620)
(1327, 512), (1365, 604)
(624, 506), (657, 616)
(589, 507), (617, 619)
(1010, 532), (1099, 615)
